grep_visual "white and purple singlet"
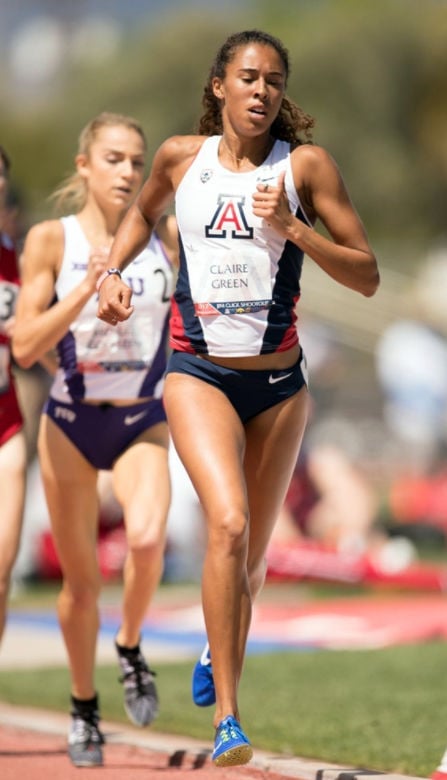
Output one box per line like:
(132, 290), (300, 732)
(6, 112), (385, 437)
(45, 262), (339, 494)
(50, 215), (175, 403)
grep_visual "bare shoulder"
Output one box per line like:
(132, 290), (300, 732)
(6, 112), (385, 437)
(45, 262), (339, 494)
(163, 134), (207, 152)
(22, 219), (64, 275)
(291, 143), (339, 174)
(152, 134), (208, 192)
(24, 219), (64, 254)
(159, 134), (207, 162)
(291, 144), (348, 204)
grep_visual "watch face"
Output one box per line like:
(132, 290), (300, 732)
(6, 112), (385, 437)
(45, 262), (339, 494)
(96, 268), (120, 292)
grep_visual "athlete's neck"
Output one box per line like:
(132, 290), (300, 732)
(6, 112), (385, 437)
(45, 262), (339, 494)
(219, 135), (274, 171)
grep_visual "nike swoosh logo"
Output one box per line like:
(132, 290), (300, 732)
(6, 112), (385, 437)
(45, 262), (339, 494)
(268, 372), (293, 384)
(124, 410), (148, 425)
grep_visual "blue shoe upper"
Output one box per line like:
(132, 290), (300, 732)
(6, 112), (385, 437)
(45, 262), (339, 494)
(192, 645), (216, 707)
(212, 715), (251, 762)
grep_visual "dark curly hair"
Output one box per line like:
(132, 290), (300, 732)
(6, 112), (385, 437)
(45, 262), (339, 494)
(198, 30), (315, 144)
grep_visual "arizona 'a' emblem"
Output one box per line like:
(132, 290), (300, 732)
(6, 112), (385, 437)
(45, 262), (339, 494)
(205, 194), (253, 239)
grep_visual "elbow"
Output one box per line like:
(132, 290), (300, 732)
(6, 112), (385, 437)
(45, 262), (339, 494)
(361, 267), (380, 298)
(12, 341), (36, 370)
(14, 354), (35, 370)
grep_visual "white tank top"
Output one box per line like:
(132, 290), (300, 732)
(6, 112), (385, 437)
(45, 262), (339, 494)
(172, 135), (312, 357)
(50, 215), (174, 402)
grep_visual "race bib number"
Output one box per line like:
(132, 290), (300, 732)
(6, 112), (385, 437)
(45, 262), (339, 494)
(74, 315), (159, 369)
(190, 248), (272, 316)
(0, 281), (19, 335)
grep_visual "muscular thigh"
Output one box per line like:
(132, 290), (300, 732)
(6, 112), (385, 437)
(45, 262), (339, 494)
(38, 414), (97, 487)
(38, 415), (99, 579)
(0, 431), (27, 567)
(164, 372), (247, 519)
(0, 428), (26, 474)
(244, 385), (309, 560)
(112, 422), (170, 539)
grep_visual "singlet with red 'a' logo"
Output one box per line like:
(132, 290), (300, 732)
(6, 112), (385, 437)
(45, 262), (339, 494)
(172, 135), (312, 357)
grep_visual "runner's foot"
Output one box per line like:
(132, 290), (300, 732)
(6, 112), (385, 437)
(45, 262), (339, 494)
(212, 715), (253, 767)
(68, 697), (104, 767)
(116, 639), (159, 726)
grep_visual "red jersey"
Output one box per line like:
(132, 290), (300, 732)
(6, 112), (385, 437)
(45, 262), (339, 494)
(0, 232), (23, 445)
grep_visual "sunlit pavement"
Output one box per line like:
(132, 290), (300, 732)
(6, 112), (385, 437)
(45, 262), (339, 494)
(0, 702), (427, 780)
(0, 583), (432, 780)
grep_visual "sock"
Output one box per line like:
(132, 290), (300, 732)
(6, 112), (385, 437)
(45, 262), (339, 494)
(115, 639), (140, 657)
(71, 693), (99, 718)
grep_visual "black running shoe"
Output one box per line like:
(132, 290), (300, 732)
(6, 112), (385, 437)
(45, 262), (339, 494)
(68, 709), (104, 767)
(116, 641), (159, 726)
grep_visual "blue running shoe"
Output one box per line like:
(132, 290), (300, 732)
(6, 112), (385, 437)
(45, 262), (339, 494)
(212, 715), (253, 767)
(192, 643), (215, 707)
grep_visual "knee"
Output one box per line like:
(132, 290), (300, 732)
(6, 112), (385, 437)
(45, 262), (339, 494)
(126, 519), (166, 558)
(209, 509), (249, 555)
(61, 577), (101, 611)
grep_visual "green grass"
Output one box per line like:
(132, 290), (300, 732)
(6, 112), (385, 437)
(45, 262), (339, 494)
(0, 639), (445, 777)
(3, 579), (446, 776)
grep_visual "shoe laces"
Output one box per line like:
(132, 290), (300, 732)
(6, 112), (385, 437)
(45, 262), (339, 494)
(71, 712), (105, 745)
(217, 717), (241, 744)
(119, 651), (156, 694)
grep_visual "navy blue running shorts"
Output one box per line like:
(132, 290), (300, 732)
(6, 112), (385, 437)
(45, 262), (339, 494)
(44, 396), (166, 470)
(166, 349), (308, 423)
